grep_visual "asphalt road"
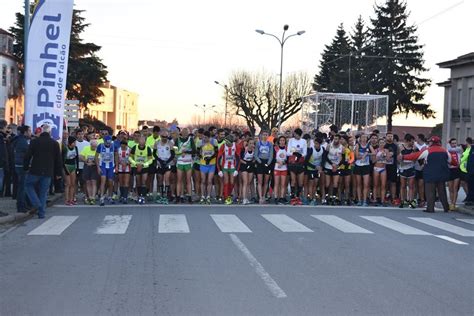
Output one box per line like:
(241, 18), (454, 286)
(1, 204), (473, 316)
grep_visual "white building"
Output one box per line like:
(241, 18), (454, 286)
(437, 53), (474, 143)
(0, 28), (22, 124)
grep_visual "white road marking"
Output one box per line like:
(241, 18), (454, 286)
(311, 215), (373, 234)
(456, 218), (474, 225)
(229, 234), (287, 298)
(434, 235), (469, 245)
(158, 214), (190, 233)
(95, 215), (132, 234)
(409, 217), (474, 237)
(27, 216), (79, 236)
(261, 214), (313, 232)
(360, 216), (431, 235)
(210, 214), (252, 233)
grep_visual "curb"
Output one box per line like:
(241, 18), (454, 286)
(457, 205), (474, 216)
(0, 194), (63, 225)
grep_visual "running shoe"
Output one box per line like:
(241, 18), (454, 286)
(225, 197), (233, 205)
(362, 201), (369, 207)
(100, 197), (105, 207)
(206, 197), (211, 205)
(409, 200), (417, 209)
(199, 197), (206, 205)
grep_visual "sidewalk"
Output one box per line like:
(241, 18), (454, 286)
(0, 194), (63, 225)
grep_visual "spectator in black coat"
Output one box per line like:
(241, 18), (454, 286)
(0, 119), (8, 216)
(12, 125), (31, 213)
(24, 124), (62, 219)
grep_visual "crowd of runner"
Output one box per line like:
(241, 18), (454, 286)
(58, 124), (473, 210)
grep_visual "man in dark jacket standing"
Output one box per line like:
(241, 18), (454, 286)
(0, 119), (8, 217)
(24, 124), (62, 218)
(402, 136), (451, 213)
(13, 125), (31, 213)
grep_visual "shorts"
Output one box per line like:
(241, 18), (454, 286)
(83, 165), (99, 182)
(386, 164), (398, 183)
(240, 163), (255, 173)
(99, 167), (115, 180)
(373, 167), (386, 174)
(323, 168), (341, 176)
(132, 167), (149, 175)
(200, 164), (216, 174)
(65, 164), (76, 175)
(339, 169), (352, 177)
(288, 164), (305, 174)
(158, 165), (173, 175)
(193, 163), (201, 171)
(399, 168), (415, 178)
(274, 170), (287, 177)
(305, 169), (319, 180)
(222, 168), (236, 174)
(449, 168), (461, 181)
(255, 161), (272, 175)
(177, 164), (192, 172)
(354, 165), (371, 176)
(148, 164), (157, 175)
(415, 170), (424, 180)
(460, 171), (468, 182)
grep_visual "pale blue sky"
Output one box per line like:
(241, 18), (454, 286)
(2, 0), (473, 126)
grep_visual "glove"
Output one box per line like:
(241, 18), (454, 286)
(218, 171), (223, 177)
(233, 170), (238, 177)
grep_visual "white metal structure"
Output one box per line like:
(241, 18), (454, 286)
(300, 92), (389, 134)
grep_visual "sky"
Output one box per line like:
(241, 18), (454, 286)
(2, 0), (473, 127)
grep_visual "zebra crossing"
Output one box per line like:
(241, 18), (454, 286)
(24, 213), (474, 245)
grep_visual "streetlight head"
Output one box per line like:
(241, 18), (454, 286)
(214, 81), (219, 85)
(255, 29), (265, 35)
(297, 30), (306, 36)
(283, 24), (289, 31)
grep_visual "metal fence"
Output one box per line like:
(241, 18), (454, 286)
(300, 92), (389, 134)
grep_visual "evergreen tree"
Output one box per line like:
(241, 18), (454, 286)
(368, 0), (432, 129)
(349, 16), (371, 94)
(9, 8), (108, 108)
(313, 23), (351, 93)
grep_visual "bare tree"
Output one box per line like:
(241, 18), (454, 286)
(225, 71), (311, 134)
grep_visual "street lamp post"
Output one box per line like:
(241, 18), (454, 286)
(255, 25), (305, 129)
(214, 81), (229, 127)
(194, 104), (216, 125)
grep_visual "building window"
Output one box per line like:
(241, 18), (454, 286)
(469, 88), (473, 109)
(9, 66), (15, 95)
(7, 37), (13, 54)
(1, 65), (6, 86)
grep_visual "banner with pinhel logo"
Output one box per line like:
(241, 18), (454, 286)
(25, 0), (74, 141)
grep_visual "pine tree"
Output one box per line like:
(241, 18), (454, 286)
(9, 8), (108, 108)
(313, 23), (351, 93)
(349, 16), (371, 94)
(368, 0), (432, 129)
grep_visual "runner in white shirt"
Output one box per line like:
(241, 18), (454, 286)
(286, 128), (307, 205)
(74, 130), (90, 198)
(322, 134), (344, 204)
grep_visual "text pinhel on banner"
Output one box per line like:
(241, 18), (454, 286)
(25, 0), (74, 141)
